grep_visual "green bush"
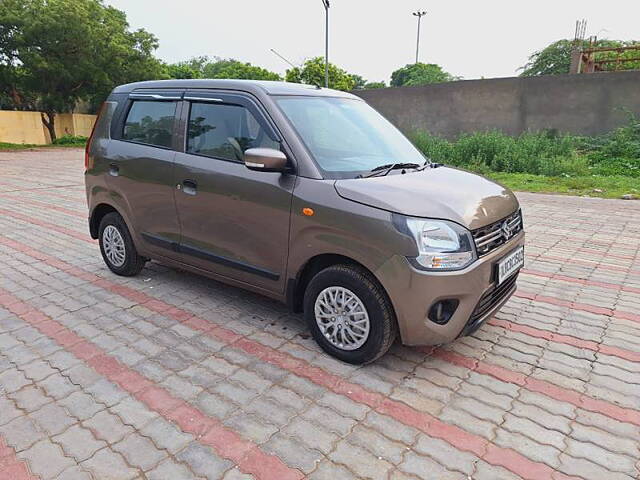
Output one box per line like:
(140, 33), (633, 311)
(410, 116), (640, 178)
(52, 135), (88, 145)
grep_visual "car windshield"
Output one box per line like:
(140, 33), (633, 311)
(275, 96), (427, 178)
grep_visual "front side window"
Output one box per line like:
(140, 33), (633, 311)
(123, 101), (176, 148)
(276, 96), (426, 178)
(187, 102), (279, 162)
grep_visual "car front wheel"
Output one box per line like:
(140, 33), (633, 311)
(304, 264), (397, 364)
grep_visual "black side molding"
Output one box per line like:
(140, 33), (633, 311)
(142, 233), (279, 281)
(141, 233), (179, 252)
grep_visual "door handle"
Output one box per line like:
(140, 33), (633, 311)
(109, 163), (119, 177)
(181, 179), (197, 196)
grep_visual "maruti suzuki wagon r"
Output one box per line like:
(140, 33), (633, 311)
(85, 79), (525, 364)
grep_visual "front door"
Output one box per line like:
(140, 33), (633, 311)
(106, 92), (183, 259)
(172, 91), (295, 293)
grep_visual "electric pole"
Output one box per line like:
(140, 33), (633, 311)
(413, 10), (427, 64)
(322, 0), (330, 87)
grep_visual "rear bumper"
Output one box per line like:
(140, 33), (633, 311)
(375, 230), (524, 346)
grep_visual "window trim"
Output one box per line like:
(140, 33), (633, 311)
(119, 97), (181, 150)
(183, 95), (281, 164)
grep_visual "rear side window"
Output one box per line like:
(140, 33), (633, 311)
(123, 101), (176, 148)
(187, 102), (279, 162)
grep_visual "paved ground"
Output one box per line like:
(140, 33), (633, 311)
(0, 148), (638, 480)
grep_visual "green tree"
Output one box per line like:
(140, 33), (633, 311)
(350, 74), (367, 89)
(520, 39), (640, 76)
(285, 57), (356, 91)
(363, 81), (386, 89)
(165, 56), (210, 79)
(204, 59), (281, 80)
(0, 0), (165, 141)
(167, 56), (281, 81)
(390, 63), (458, 87)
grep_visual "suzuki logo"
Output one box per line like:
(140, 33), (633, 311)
(501, 221), (513, 240)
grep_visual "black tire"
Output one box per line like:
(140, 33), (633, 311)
(303, 264), (397, 364)
(98, 212), (146, 277)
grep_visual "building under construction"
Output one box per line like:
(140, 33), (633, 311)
(570, 20), (640, 73)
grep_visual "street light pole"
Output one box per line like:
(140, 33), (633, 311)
(322, 0), (330, 87)
(413, 10), (427, 64)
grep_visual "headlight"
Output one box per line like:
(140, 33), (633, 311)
(394, 215), (477, 271)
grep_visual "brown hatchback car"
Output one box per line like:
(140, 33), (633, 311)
(85, 79), (525, 364)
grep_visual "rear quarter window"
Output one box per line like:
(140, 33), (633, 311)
(123, 101), (176, 148)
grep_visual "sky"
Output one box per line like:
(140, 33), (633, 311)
(106, 0), (639, 83)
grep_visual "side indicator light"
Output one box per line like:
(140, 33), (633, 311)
(302, 207), (314, 216)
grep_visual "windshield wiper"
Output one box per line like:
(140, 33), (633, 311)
(362, 162), (421, 178)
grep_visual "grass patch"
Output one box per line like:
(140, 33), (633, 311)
(0, 139), (87, 151)
(410, 115), (640, 179)
(0, 142), (40, 150)
(482, 172), (639, 199)
(52, 135), (87, 147)
(410, 115), (640, 198)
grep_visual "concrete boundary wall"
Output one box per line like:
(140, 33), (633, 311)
(0, 111), (97, 144)
(354, 71), (640, 139)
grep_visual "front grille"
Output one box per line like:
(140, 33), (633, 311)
(469, 272), (519, 325)
(460, 273), (518, 337)
(472, 210), (523, 256)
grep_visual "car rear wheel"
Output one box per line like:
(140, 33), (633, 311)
(98, 212), (146, 276)
(304, 264), (397, 364)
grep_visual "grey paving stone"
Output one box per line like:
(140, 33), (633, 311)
(21, 359), (57, 382)
(109, 397), (159, 430)
(317, 391), (370, 420)
(84, 378), (128, 407)
(329, 440), (394, 479)
(263, 432), (324, 474)
(54, 424), (107, 462)
(0, 368), (31, 393)
(81, 447), (138, 480)
(113, 433), (167, 471)
(363, 411), (419, 445)
(0, 415), (46, 451)
(39, 373), (78, 400)
(309, 460), (357, 480)
(196, 391), (237, 419)
(223, 413), (278, 444)
(0, 396), (23, 426)
(303, 405), (357, 436)
(140, 417), (194, 454)
(11, 384), (51, 412)
(82, 409), (134, 444)
(146, 458), (195, 480)
(283, 417), (338, 454)
(17, 438), (76, 480)
(414, 434), (477, 475)
(58, 391), (104, 421)
(348, 425), (408, 465)
(176, 442), (233, 479)
(399, 451), (466, 480)
(57, 465), (93, 480)
(31, 401), (77, 435)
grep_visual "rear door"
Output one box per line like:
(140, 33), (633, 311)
(107, 91), (183, 258)
(172, 91), (295, 293)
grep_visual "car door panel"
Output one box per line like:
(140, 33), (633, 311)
(173, 92), (294, 293)
(106, 93), (183, 258)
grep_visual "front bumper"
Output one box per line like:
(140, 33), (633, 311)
(375, 230), (525, 346)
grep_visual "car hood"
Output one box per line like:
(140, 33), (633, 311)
(334, 167), (519, 230)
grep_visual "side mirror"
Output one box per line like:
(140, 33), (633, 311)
(244, 148), (288, 172)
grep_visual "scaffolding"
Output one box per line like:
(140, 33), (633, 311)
(570, 20), (640, 74)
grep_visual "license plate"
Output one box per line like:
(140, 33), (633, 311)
(497, 246), (524, 285)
